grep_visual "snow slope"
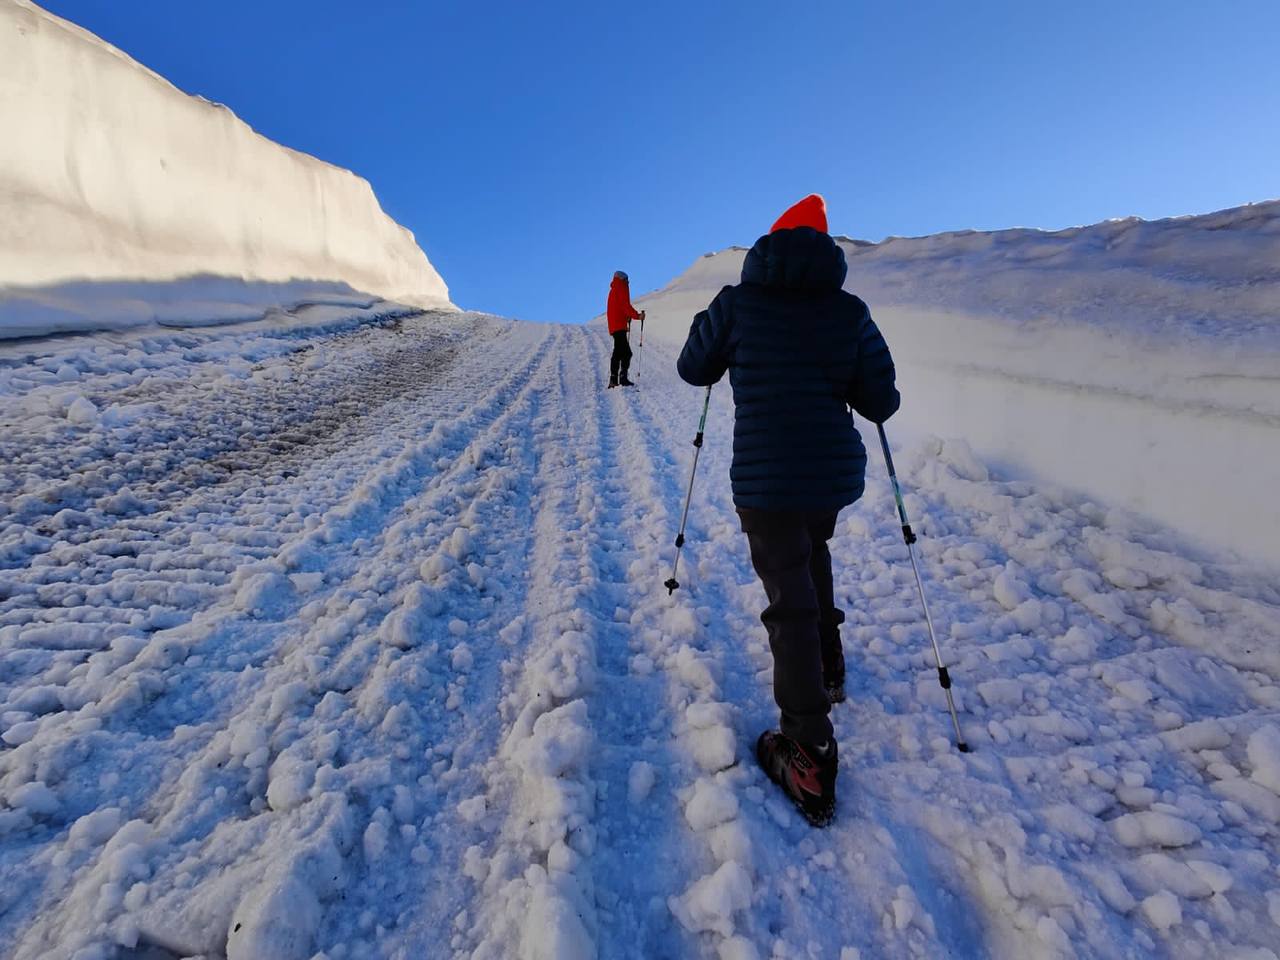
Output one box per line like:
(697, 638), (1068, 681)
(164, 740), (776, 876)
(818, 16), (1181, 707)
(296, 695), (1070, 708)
(631, 202), (1280, 570)
(2, 312), (1280, 959)
(0, 0), (451, 339)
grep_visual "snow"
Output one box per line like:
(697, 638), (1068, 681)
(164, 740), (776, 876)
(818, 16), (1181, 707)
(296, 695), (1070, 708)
(630, 201), (1280, 570)
(3, 16), (1280, 947)
(2, 307), (1279, 958)
(1, 1), (452, 342)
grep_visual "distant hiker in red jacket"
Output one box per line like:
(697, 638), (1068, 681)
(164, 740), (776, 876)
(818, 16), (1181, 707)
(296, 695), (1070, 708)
(606, 270), (644, 388)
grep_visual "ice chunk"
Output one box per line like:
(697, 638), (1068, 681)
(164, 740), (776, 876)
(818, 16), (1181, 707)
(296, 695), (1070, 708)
(628, 762), (656, 804)
(1, 718), (37, 749)
(993, 568), (1030, 611)
(1080, 864), (1136, 914)
(1132, 853), (1212, 899)
(1042, 803), (1099, 843)
(363, 818), (390, 861)
(512, 700), (592, 779)
(451, 641), (474, 672)
(688, 723), (737, 773)
(266, 755), (315, 813)
(669, 861), (753, 935)
(1052, 625), (1099, 663)
(718, 936), (762, 960)
(66, 395), (99, 425)
(1139, 891), (1181, 930)
(268, 681), (308, 723)
(1247, 724), (1280, 794)
(68, 807), (125, 847)
(1211, 778), (1280, 823)
(977, 679), (1024, 707)
(226, 868), (322, 960)
(447, 526), (474, 560)
(1160, 719), (1231, 753)
(520, 876), (594, 960)
(10, 781), (60, 818)
(1112, 811), (1201, 848)
(673, 645), (718, 692)
(684, 780), (739, 832)
(232, 567), (292, 618)
(1187, 860), (1233, 895)
(458, 795), (487, 824)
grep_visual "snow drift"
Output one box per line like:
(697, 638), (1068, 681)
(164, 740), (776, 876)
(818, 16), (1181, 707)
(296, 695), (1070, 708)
(0, 0), (451, 339)
(634, 202), (1280, 569)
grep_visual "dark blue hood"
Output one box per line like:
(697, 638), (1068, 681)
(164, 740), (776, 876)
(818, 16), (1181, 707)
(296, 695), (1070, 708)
(741, 227), (848, 294)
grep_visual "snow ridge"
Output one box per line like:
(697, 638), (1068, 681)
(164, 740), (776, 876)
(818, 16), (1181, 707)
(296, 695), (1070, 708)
(1, 0), (451, 336)
(630, 201), (1280, 570)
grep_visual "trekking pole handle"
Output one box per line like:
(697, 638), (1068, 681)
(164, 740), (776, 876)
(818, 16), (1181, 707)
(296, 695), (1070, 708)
(693, 386), (710, 447)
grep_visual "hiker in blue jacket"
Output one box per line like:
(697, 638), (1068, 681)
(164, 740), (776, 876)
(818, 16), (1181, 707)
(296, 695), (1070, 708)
(676, 194), (900, 826)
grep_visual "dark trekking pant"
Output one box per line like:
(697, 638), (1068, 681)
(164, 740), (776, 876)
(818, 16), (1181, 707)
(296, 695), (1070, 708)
(610, 331), (632, 379)
(738, 507), (846, 746)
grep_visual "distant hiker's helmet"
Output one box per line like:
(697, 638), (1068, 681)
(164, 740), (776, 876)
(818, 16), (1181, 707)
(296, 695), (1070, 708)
(770, 194), (829, 234)
(614, 270), (629, 282)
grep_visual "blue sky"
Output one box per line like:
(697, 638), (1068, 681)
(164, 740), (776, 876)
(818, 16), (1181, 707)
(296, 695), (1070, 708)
(41, 0), (1280, 323)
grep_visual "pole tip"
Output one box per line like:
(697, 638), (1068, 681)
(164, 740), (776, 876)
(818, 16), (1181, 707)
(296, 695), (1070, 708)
(957, 742), (972, 753)
(664, 578), (679, 595)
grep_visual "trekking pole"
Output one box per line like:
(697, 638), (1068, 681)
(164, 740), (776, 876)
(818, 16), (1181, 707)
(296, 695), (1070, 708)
(876, 423), (970, 752)
(664, 385), (712, 595)
(634, 315), (644, 382)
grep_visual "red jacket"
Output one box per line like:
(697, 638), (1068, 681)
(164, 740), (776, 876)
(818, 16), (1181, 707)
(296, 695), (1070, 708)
(607, 277), (641, 334)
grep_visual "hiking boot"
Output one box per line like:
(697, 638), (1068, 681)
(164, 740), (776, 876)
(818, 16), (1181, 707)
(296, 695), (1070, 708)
(608, 375), (618, 389)
(756, 731), (837, 827)
(618, 375), (635, 387)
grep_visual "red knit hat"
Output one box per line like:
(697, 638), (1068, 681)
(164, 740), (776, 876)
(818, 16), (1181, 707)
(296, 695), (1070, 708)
(770, 194), (828, 234)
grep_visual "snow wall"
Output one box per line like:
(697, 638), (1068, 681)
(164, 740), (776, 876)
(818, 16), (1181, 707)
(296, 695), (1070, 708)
(634, 202), (1280, 570)
(0, 0), (452, 336)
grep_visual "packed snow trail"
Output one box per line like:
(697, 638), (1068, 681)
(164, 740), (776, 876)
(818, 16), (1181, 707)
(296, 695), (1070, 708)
(2, 312), (1280, 959)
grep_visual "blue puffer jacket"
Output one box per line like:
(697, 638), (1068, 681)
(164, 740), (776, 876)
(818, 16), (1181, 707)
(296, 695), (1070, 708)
(676, 226), (900, 512)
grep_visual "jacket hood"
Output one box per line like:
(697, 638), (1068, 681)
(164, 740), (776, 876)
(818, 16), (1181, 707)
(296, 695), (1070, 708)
(741, 227), (848, 293)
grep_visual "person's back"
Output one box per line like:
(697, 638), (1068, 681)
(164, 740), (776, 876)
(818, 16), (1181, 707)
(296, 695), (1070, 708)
(676, 194), (899, 827)
(677, 203), (899, 512)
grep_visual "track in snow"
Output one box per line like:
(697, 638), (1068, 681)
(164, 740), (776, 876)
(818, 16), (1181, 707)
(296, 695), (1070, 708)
(2, 312), (1279, 960)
